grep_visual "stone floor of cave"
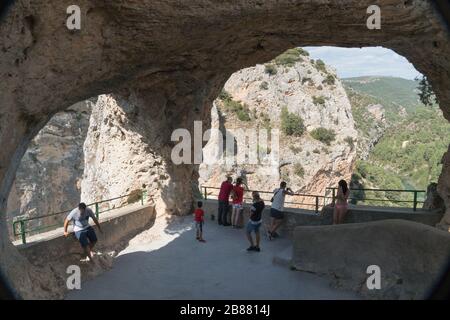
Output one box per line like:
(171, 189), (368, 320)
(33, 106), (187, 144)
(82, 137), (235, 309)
(65, 213), (360, 300)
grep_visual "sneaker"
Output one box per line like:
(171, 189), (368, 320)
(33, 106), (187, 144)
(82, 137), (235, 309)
(268, 231), (273, 241)
(199, 239), (206, 243)
(254, 247), (261, 252)
(247, 246), (256, 251)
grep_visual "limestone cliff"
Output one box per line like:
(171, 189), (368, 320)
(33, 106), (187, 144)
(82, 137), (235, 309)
(199, 51), (358, 200)
(344, 86), (387, 160)
(80, 94), (179, 216)
(7, 101), (92, 238)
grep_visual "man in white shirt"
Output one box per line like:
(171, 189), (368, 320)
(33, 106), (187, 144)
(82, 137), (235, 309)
(64, 203), (102, 260)
(268, 181), (293, 240)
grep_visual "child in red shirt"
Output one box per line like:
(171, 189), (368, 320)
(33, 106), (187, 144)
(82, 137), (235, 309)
(194, 201), (205, 242)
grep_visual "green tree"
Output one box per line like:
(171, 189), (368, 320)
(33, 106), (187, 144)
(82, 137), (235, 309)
(265, 64), (277, 76)
(280, 106), (305, 136)
(416, 75), (438, 106)
(310, 127), (336, 145)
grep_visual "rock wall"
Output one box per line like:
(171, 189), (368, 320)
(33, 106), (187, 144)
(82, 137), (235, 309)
(6, 101), (92, 239)
(80, 95), (159, 210)
(437, 145), (450, 230)
(81, 94), (188, 216)
(292, 219), (450, 299)
(345, 84), (388, 161)
(200, 56), (358, 198)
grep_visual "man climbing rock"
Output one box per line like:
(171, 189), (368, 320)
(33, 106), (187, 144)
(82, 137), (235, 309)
(64, 203), (102, 261)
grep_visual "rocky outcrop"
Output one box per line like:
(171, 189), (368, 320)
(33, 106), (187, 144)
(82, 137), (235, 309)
(361, 104), (387, 159)
(292, 219), (450, 299)
(437, 145), (450, 231)
(7, 101), (92, 239)
(200, 56), (358, 198)
(344, 86), (387, 160)
(81, 93), (198, 216)
(423, 182), (445, 211)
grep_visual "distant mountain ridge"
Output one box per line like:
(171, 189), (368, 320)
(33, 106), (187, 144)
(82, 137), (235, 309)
(343, 76), (424, 123)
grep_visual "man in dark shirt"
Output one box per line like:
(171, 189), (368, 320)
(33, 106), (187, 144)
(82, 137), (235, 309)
(217, 176), (233, 226)
(246, 191), (265, 252)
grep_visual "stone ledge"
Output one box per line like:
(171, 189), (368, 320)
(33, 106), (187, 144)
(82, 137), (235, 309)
(17, 203), (156, 261)
(200, 199), (443, 239)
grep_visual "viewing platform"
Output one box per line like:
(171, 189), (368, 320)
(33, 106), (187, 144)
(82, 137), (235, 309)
(66, 214), (360, 300)
(9, 187), (445, 300)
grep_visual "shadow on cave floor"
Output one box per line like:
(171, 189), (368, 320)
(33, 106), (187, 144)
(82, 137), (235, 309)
(65, 215), (360, 300)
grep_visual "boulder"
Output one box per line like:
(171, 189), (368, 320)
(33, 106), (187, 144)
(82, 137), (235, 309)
(423, 183), (445, 211)
(292, 219), (450, 299)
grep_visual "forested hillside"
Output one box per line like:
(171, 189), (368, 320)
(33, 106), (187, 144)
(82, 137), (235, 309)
(343, 77), (450, 206)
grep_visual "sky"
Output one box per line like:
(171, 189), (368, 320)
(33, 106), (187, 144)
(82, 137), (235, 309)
(304, 46), (422, 80)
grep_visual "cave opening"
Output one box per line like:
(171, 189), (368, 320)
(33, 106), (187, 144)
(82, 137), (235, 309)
(199, 46), (449, 213)
(3, 46), (449, 300)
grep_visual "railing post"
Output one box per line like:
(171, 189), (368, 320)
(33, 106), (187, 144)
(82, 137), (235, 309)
(315, 196), (319, 214)
(413, 191), (418, 211)
(332, 188), (336, 205)
(204, 187), (208, 200)
(95, 202), (99, 219)
(20, 220), (26, 245)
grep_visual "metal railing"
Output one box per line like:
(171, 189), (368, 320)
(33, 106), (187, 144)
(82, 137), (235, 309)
(201, 186), (327, 213)
(325, 187), (426, 211)
(200, 185), (427, 213)
(12, 189), (147, 245)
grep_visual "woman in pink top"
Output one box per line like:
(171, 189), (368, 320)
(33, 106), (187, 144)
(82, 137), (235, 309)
(333, 180), (350, 224)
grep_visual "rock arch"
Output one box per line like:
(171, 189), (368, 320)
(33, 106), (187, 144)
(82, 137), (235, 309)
(1, 0), (450, 298)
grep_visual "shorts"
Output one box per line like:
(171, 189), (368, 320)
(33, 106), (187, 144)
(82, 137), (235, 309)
(233, 203), (243, 210)
(270, 208), (284, 220)
(195, 221), (203, 232)
(246, 221), (261, 234)
(75, 226), (97, 248)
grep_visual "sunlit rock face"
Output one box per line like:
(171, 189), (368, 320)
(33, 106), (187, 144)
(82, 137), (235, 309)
(81, 93), (198, 217)
(437, 145), (450, 231)
(200, 58), (358, 198)
(6, 101), (92, 240)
